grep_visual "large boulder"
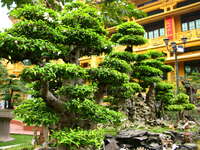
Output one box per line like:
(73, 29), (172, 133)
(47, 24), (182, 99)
(105, 129), (164, 150)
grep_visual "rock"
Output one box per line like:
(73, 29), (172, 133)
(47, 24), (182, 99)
(104, 136), (119, 150)
(183, 143), (198, 150)
(117, 130), (147, 139)
(175, 143), (198, 150)
(104, 129), (200, 150)
(148, 143), (162, 150)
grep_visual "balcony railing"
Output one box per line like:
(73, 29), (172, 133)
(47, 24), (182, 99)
(134, 29), (200, 51)
(133, 36), (165, 50)
(175, 29), (200, 43)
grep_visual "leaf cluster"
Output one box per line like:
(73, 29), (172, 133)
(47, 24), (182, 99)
(52, 128), (104, 149)
(111, 22), (147, 46)
(14, 98), (59, 126)
(65, 99), (124, 124)
(166, 93), (196, 111)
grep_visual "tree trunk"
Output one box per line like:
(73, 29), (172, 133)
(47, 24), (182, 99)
(8, 89), (13, 109)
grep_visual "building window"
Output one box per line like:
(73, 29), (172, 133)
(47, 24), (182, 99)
(184, 60), (200, 76)
(196, 19), (200, 28)
(182, 23), (188, 31)
(181, 11), (200, 31)
(143, 20), (165, 39)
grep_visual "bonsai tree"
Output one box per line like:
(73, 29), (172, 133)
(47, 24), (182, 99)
(111, 21), (147, 52)
(0, 2), (134, 149)
(99, 50), (174, 120)
(166, 93), (196, 119)
(155, 81), (174, 118)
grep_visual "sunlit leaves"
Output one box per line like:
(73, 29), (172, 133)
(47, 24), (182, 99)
(15, 98), (59, 126)
(65, 99), (124, 124)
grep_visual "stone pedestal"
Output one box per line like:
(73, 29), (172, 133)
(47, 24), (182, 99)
(0, 109), (14, 142)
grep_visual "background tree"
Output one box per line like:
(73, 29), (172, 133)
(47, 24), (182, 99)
(111, 22), (147, 52)
(0, 62), (26, 109)
(0, 74), (27, 109)
(1, 0), (146, 28)
(91, 0), (147, 27)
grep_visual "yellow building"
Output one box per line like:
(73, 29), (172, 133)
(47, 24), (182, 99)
(81, 0), (200, 83)
(131, 0), (200, 82)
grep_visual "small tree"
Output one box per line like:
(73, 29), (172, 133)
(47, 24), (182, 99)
(111, 21), (147, 52)
(0, 62), (26, 109)
(155, 81), (174, 118)
(166, 93), (196, 119)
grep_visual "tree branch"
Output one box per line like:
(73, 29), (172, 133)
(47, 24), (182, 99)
(41, 80), (65, 113)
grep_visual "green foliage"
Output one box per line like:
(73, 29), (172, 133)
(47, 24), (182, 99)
(0, 3), (112, 64)
(0, 33), (60, 64)
(52, 128), (104, 149)
(101, 57), (132, 73)
(188, 73), (200, 89)
(61, 3), (105, 34)
(97, 0), (146, 27)
(155, 82), (174, 104)
(111, 22), (147, 50)
(167, 105), (184, 111)
(10, 4), (58, 24)
(147, 50), (164, 59)
(57, 84), (97, 100)
(21, 63), (88, 82)
(108, 52), (136, 62)
(14, 98), (59, 126)
(134, 53), (149, 61)
(109, 82), (142, 99)
(1, 0), (34, 9)
(0, 63), (27, 109)
(118, 22), (145, 35)
(133, 66), (163, 79)
(175, 93), (190, 104)
(166, 93), (196, 111)
(65, 99), (124, 124)
(88, 67), (129, 85)
(0, 61), (8, 81)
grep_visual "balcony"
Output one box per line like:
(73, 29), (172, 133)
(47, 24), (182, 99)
(134, 28), (200, 52)
(175, 29), (200, 43)
(133, 36), (165, 51)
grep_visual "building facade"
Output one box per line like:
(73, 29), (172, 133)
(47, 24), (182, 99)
(80, 0), (200, 83)
(131, 0), (200, 82)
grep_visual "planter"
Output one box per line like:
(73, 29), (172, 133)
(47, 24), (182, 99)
(0, 109), (14, 142)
